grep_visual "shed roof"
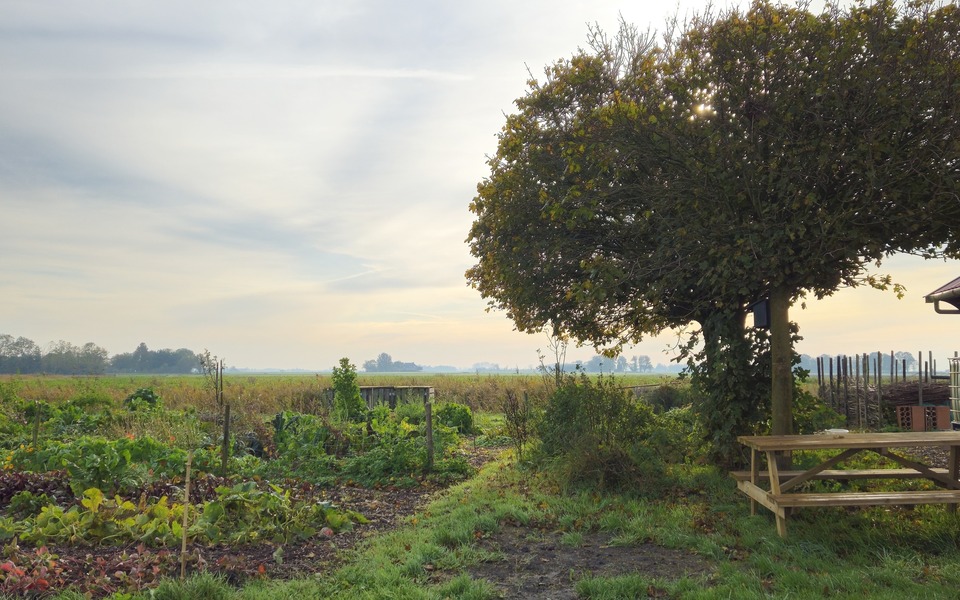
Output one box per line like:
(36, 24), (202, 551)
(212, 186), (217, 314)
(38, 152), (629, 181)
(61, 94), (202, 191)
(925, 276), (960, 313)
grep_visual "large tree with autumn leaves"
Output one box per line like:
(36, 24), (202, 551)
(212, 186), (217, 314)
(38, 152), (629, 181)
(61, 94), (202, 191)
(466, 0), (960, 463)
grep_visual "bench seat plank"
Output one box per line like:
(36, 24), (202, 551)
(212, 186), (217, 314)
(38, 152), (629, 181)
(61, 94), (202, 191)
(771, 490), (960, 507)
(730, 468), (950, 482)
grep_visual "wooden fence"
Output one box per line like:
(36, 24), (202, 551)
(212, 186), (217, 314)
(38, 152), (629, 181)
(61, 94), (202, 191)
(816, 351), (955, 429)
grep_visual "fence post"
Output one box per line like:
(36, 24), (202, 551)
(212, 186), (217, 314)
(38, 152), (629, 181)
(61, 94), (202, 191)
(181, 450), (193, 579)
(32, 401), (40, 447)
(221, 403), (231, 477)
(424, 400), (434, 474)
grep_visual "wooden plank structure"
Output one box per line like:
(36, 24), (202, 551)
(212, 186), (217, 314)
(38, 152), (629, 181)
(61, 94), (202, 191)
(359, 386), (433, 409)
(734, 432), (960, 537)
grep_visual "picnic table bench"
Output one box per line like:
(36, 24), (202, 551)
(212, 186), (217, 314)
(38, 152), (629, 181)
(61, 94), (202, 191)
(733, 432), (960, 537)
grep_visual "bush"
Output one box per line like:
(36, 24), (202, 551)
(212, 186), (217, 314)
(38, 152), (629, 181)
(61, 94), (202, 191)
(502, 390), (539, 460)
(643, 384), (691, 413)
(435, 402), (475, 434)
(331, 359), (365, 422)
(648, 405), (708, 464)
(123, 388), (162, 412)
(537, 373), (664, 492)
(394, 401), (425, 425)
(793, 387), (845, 433)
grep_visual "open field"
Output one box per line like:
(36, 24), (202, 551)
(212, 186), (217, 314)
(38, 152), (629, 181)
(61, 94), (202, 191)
(1, 372), (675, 414)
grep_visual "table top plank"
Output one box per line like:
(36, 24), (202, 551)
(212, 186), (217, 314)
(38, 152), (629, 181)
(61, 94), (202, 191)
(738, 432), (960, 451)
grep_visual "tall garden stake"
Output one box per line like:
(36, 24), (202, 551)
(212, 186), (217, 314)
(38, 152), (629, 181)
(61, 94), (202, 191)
(424, 400), (433, 474)
(181, 450), (193, 579)
(221, 403), (230, 477)
(32, 401), (40, 447)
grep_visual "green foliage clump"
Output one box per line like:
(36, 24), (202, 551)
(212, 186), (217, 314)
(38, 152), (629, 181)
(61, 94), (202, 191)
(123, 388), (162, 412)
(537, 373), (665, 492)
(331, 358), (365, 422)
(7, 490), (53, 520)
(271, 411), (349, 457)
(341, 406), (470, 487)
(648, 406), (708, 465)
(11, 435), (188, 496)
(5, 482), (367, 548)
(501, 390), (539, 460)
(434, 402), (475, 434)
(189, 481), (366, 544)
(643, 384), (692, 413)
(792, 371), (845, 434)
(394, 401), (425, 425)
(48, 400), (111, 439)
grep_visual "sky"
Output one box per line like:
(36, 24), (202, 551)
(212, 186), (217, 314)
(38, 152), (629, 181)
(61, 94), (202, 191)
(2, 0), (958, 372)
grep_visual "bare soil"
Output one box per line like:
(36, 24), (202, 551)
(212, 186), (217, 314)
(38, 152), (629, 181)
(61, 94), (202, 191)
(468, 525), (714, 599)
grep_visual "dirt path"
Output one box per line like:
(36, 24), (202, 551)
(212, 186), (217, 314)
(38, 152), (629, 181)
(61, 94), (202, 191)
(468, 526), (714, 599)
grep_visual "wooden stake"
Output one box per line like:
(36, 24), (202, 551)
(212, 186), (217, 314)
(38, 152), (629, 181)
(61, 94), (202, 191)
(424, 400), (434, 473)
(181, 450), (193, 579)
(221, 403), (231, 477)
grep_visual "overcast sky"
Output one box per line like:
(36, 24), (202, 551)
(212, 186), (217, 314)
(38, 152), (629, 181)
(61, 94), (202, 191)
(2, 0), (958, 371)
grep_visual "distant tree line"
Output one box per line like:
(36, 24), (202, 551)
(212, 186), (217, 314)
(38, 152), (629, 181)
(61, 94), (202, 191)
(577, 355), (653, 373)
(0, 334), (200, 375)
(362, 353), (423, 373)
(110, 342), (200, 374)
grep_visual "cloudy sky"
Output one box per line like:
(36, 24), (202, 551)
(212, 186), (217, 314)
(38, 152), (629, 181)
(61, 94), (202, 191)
(2, 0), (958, 371)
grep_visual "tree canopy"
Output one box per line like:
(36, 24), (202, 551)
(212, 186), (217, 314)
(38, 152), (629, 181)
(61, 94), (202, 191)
(466, 0), (960, 462)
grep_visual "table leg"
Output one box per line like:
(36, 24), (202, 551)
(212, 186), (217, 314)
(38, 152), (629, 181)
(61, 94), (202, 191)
(766, 450), (787, 537)
(750, 448), (759, 515)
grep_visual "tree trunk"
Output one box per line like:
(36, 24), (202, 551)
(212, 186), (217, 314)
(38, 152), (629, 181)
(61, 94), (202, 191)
(769, 287), (793, 436)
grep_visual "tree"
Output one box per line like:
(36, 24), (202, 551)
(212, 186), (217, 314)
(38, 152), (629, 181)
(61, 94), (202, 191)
(634, 356), (653, 373)
(40, 340), (108, 374)
(110, 344), (199, 374)
(0, 334), (41, 374)
(376, 352), (393, 372)
(78, 342), (108, 375)
(467, 0), (960, 462)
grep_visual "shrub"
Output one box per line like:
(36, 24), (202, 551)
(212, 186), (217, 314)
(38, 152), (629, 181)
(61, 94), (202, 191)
(435, 402), (475, 434)
(7, 491), (54, 520)
(394, 401), (425, 425)
(643, 384), (691, 413)
(793, 387), (845, 433)
(502, 391), (538, 460)
(123, 388), (162, 412)
(537, 373), (664, 492)
(331, 359), (365, 422)
(648, 405), (709, 465)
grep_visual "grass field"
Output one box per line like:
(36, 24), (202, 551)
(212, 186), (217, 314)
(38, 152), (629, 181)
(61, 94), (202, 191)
(1, 371), (675, 414)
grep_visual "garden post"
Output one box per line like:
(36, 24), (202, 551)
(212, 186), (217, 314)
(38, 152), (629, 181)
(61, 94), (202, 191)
(425, 400), (434, 473)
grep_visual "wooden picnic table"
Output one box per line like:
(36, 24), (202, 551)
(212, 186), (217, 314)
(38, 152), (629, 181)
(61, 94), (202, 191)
(732, 431), (960, 537)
